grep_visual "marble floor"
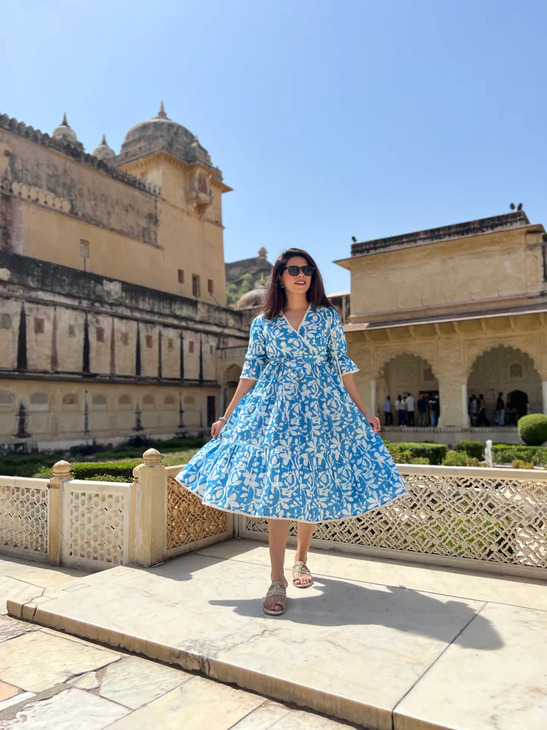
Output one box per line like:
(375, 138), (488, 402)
(4, 540), (547, 730)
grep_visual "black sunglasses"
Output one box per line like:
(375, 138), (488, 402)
(283, 265), (315, 276)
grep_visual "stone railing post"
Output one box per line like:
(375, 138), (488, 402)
(48, 460), (72, 565)
(129, 448), (167, 567)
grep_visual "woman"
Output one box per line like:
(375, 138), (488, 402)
(175, 248), (407, 616)
(395, 394), (406, 426)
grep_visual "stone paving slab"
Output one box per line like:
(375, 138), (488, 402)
(393, 602), (547, 730)
(0, 630), (120, 693)
(0, 616), (37, 643)
(0, 687), (129, 729)
(201, 540), (547, 610)
(9, 539), (545, 729)
(96, 655), (192, 709)
(107, 675), (266, 729)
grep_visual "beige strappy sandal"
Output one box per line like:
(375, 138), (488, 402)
(292, 561), (313, 588)
(263, 581), (287, 615)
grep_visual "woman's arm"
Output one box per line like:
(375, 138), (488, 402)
(211, 378), (256, 438)
(341, 373), (381, 433)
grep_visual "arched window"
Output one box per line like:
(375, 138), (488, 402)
(184, 395), (195, 405)
(62, 393), (78, 408)
(29, 392), (49, 411)
(510, 363), (523, 378)
(91, 394), (107, 409)
(164, 395), (176, 408)
(118, 394), (131, 406)
(143, 394), (155, 409)
(0, 390), (15, 410)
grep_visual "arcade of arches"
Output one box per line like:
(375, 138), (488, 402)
(346, 313), (547, 443)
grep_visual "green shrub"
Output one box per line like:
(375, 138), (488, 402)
(466, 457), (481, 467)
(390, 449), (414, 464)
(0, 453), (62, 477)
(443, 450), (467, 466)
(511, 459), (535, 470)
(492, 445), (547, 465)
(71, 460), (140, 482)
(455, 440), (484, 459)
(387, 442), (446, 465)
(518, 414), (547, 446)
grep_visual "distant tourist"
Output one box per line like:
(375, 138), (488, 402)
(468, 394), (479, 427)
(417, 393), (428, 426)
(405, 392), (415, 426)
(477, 394), (489, 427)
(395, 394), (406, 426)
(429, 395), (440, 427)
(383, 395), (393, 426)
(495, 392), (505, 426)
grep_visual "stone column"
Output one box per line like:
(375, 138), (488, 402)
(48, 460), (72, 565)
(461, 382), (468, 427)
(542, 381), (547, 414)
(370, 379), (377, 418)
(129, 448), (167, 567)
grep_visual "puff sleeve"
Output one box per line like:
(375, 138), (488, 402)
(240, 315), (268, 381)
(326, 307), (359, 377)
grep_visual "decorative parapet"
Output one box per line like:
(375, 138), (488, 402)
(239, 464), (547, 579)
(0, 475), (49, 560)
(0, 112), (160, 196)
(165, 465), (232, 556)
(351, 211), (532, 257)
(5, 458), (543, 578)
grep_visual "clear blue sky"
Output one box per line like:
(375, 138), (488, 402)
(3, 1), (547, 294)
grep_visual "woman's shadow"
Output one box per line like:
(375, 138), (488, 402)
(211, 575), (503, 650)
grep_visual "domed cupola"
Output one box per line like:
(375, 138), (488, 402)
(117, 102), (213, 167)
(52, 113), (84, 150)
(92, 134), (116, 161)
(237, 282), (268, 311)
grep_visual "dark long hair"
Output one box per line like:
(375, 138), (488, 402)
(261, 248), (332, 319)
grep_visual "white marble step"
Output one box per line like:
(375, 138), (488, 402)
(7, 540), (547, 730)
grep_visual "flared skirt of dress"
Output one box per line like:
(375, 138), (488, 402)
(175, 361), (408, 522)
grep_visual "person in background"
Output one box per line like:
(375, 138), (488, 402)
(395, 394), (406, 426)
(495, 392), (505, 426)
(429, 395), (440, 427)
(383, 395), (393, 426)
(477, 394), (489, 426)
(417, 393), (428, 426)
(405, 392), (415, 426)
(468, 394), (478, 427)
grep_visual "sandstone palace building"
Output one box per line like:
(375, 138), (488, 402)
(338, 211), (547, 444)
(0, 106), (250, 451)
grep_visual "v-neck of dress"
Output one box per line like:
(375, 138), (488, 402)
(282, 303), (311, 334)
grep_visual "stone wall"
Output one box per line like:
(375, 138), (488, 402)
(0, 252), (249, 451)
(0, 116), (229, 303)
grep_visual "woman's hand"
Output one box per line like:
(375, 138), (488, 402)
(366, 414), (381, 433)
(211, 419), (227, 439)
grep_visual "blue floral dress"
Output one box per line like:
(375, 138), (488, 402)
(175, 304), (407, 522)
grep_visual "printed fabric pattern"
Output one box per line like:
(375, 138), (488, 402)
(175, 304), (408, 522)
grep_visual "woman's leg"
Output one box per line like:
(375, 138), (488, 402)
(268, 519), (290, 582)
(264, 519), (291, 613)
(293, 522), (315, 586)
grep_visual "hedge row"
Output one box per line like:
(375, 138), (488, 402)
(492, 445), (547, 466)
(385, 442), (447, 465)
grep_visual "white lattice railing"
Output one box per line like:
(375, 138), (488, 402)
(238, 464), (547, 579)
(165, 466), (232, 557)
(2, 457), (545, 578)
(0, 476), (49, 560)
(61, 480), (131, 569)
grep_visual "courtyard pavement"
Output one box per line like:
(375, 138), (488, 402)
(2, 540), (547, 729)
